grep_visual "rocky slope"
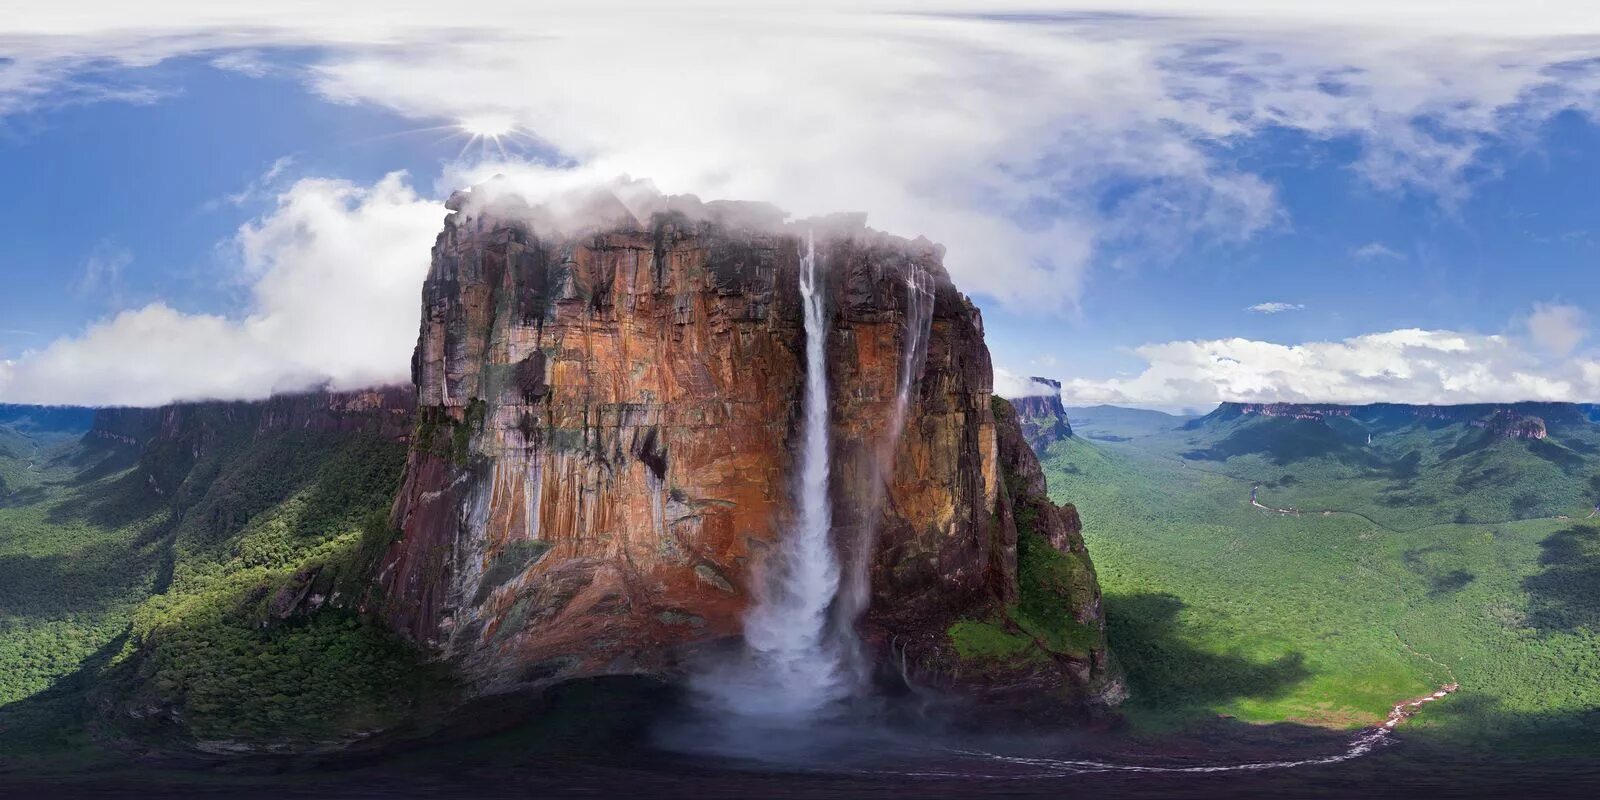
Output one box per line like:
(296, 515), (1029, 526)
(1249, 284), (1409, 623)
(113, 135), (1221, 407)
(370, 184), (1117, 712)
(1006, 377), (1074, 454)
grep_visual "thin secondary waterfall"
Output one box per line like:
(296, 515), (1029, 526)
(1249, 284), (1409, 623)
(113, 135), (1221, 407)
(831, 262), (936, 665)
(695, 230), (851, 721)
(888, 266), (936, 445)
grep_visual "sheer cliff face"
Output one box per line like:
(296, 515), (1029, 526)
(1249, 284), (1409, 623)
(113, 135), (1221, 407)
(1009, 377), (1073, 454)
(374, 189), (1112, 707)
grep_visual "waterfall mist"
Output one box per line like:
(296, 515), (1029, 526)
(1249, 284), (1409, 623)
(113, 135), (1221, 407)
(669, 236), (947, 765)
(688, 231), (853, 724)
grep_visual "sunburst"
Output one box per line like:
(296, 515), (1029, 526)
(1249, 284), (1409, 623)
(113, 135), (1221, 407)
(343, 113), (535, 161)
(458, 114), (515, 139)
(451, 113), (534, 160)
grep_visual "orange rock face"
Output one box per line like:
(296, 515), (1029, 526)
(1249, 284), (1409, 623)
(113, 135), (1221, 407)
(372, 187), (1115, 710)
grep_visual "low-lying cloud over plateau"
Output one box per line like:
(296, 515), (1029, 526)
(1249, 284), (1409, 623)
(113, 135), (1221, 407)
(3, 2), (1600, 404)
(993, 368), (1061, 400)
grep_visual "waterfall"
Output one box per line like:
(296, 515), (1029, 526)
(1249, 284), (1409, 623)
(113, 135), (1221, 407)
(694, 230), (851, 721)
(888, 266), (936, 445)
(831, 262), (936, 667)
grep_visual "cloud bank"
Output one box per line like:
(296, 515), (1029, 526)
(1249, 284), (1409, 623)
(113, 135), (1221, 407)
(1060, 317), (1600, 410)
(2, 3), (1600, 405)
(0, 174), (441, 406)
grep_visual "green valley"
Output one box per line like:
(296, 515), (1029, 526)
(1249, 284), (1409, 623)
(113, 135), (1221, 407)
(0, 395), (441, 770)
(1046, 402), (1600, 754)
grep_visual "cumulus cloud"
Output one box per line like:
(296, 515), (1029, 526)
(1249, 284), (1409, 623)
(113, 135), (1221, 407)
(1246, 302), (1304, 314)
(1525, 302), (1589, 356)
(0, 173), (441, 406)
(1061, 327), (1600, 410)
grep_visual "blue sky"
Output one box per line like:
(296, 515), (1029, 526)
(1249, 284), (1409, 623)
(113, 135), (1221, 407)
(2, 3), (1599, 408)
(987, 112), (1600, 393)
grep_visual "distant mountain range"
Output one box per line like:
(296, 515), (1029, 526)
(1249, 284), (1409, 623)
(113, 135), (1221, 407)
(1050, 399), (1600, 529)
(1198, 401), (1600, 439)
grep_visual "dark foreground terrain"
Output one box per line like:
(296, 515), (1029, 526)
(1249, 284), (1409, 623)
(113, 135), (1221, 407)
(4, 678), (1599, 799)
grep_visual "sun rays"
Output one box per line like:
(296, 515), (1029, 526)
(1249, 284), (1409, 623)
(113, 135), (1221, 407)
(339, 114), (540, 162)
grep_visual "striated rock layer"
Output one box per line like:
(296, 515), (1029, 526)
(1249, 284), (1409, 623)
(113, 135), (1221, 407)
(370, 185), (1116, 713)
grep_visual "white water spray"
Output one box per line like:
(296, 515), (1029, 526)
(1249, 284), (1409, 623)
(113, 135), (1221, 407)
(695, 231), (851, 721)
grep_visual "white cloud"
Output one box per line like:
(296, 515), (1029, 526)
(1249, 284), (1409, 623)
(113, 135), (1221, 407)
(1062, 326), (1600, 410)
(1246, 302), (1305, 314)
(2, 3), (1600, 404)
(0, 3), (1597, 313)
(0, 173), (441, 406)
(209, 50), (273, 78)
(1353, 242), (1405, 261)
(1525, 302), (1589, 356)
(994, 367), (1059, 399)
(215, 155), (297, 208)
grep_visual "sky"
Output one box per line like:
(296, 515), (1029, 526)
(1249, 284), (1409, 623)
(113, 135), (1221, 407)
(1, 1), (1599, 410)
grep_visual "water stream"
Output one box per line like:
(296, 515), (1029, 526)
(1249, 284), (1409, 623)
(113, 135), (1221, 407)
(676, 238), (1452, 776)
(831, 262), (936, 677)
(693, 231), (851, 722)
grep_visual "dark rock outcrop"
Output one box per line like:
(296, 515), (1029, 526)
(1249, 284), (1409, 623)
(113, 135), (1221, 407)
(1478, 410), (1548, 440)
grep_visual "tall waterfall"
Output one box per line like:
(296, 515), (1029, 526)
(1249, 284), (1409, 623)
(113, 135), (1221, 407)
(694, 231), (851, 721)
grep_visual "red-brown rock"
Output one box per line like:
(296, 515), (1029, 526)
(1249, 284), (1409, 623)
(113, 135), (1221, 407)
(370, 185), (1117, 712)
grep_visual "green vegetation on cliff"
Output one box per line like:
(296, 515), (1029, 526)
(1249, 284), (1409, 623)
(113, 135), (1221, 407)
(945, 526), (1101, 666)
(0, 411), (442, 765)
(946, 398), (1105, 674)
(109, 431), (446, 742)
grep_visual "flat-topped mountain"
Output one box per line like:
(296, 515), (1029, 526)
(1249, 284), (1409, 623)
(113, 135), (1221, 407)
(377, 183), (1118, 713)
(1004, 377), (1074, 454)
(0, 184), (1121, 757)
(1203, 400), (1599, 439)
